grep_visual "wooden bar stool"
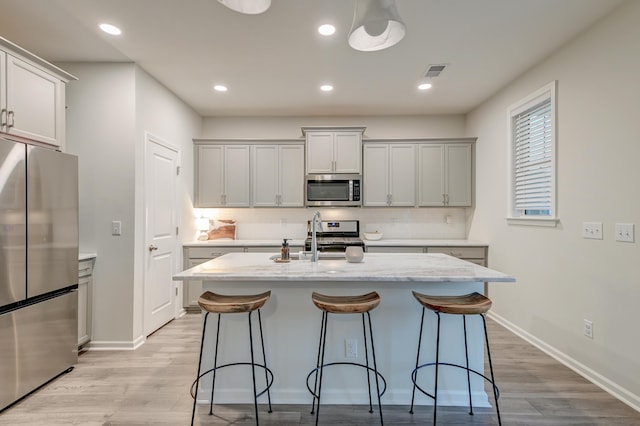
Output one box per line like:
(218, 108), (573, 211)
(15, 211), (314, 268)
(307, 291), (386, 425)
(190, 291), (273, 426)
(409, 291), (501, 425)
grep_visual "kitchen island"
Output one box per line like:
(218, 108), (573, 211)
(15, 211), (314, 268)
(173, 252), (515, 407)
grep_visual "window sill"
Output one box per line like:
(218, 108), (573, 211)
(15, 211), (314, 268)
(506, 217), (559, 227)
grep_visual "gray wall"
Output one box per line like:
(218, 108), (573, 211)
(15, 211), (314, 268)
(466, 0), (640, 408)
(64, 62), (202, 347)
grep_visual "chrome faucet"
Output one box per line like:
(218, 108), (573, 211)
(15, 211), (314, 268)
(311, 211), (322, 262)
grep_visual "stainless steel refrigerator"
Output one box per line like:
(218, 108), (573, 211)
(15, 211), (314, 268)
(0, 137), (78, 412)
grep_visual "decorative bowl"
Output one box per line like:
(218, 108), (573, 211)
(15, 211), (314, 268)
(345, 246), (364, 263)
(363, 231), (383, 241)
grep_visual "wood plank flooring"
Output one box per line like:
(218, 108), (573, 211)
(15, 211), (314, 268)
(1, 313), (639, 425)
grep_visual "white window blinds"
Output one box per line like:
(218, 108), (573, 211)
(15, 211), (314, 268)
(512, 97), (552, 216)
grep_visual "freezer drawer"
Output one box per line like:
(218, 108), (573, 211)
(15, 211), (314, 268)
(0, 291), (78, 411)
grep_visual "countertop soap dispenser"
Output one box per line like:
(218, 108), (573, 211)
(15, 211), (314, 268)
(281, 239), (290, 260)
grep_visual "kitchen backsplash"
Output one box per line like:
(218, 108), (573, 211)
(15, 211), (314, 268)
(192, 207), (468, 241)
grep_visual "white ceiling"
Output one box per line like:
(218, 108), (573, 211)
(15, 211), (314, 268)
(0, 0), (623, 117)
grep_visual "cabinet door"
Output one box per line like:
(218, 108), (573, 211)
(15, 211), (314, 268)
(278, 144), (304, 207)
(5, 54), (64, 147)
(306, 132), (334, 173)
(252, 145), (279, 207)
(0, 51), (6, 126)
(363, 144), (389, 206)
(77, 275), (90, 346)
(224, 145), (250, 207)
(196, 145), (224, 207)
(389, 144), (416, 206)
(446, 144), (472, 206)
(333, 131), (361, 173)
(418, 144), (445, 206)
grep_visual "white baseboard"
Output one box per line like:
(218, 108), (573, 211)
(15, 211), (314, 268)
(84, 334), (146, 351)
(488, 311), (640, 413)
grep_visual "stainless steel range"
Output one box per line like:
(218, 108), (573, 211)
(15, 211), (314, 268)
(304, 220), (365, 252)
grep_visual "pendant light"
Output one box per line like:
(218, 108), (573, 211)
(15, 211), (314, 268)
(348, 0), (406, 52)
(217, 0), (271, 14)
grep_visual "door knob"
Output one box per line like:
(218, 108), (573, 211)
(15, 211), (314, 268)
(149, 245), (158, 251)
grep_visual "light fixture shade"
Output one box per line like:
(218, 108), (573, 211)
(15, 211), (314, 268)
(348, 0), (406, 52)
(217, 0), (271, 14)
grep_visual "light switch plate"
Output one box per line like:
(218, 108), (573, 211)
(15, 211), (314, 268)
(582, 222), (603, 240)
(112, 220), (122, 236)
(615, 223), (634, 242)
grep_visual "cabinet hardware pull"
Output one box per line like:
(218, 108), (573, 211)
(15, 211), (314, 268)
(7, 111), (14, 129)
(149, 245), (158, 251)
(0, 109), (6, 129)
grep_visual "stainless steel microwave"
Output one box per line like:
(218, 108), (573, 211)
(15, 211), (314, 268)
(305, 174), (362, 207)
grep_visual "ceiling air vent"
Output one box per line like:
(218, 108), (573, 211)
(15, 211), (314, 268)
(425, 64), (446, 78)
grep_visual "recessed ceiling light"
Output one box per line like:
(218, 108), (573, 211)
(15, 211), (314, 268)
(99, 23), (122, 36)
(418, 83), (432, 90)
(320, 84), (334, 92)
(318, 24), (336, 36)
(213, 85), (228, 92)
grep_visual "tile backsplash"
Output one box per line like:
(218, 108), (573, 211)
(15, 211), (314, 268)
(192, 207), (468, 241)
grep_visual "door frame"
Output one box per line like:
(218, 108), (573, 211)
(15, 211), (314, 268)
(142, 131), (182, 336)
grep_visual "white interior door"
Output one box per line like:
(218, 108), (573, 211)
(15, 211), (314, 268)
(144, 134), (179, 336)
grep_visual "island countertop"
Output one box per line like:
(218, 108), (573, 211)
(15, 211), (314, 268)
(173, 252), (515, 283)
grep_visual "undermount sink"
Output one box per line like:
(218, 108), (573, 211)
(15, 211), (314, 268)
(269, 252), (346, 262)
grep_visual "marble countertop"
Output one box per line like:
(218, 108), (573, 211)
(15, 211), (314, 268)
(183, 239), (486, 247)
(183, 239), (306, 247)
(79, 252), (97, 261)
(362, 239), (487, 247)
(173, 252), (514, 283)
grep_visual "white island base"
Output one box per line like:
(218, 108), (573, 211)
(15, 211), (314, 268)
(173, 253), (515, 408)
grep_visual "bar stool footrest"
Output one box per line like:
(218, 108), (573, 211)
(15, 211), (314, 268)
(411, 362), (500, 402)
(191, 362), (275, 400)
(306, 362), (387, 399)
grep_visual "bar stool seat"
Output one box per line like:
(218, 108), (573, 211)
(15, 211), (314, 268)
(307, 291), (386, 425)
(410, 291), (501, 425)
(311, 291), (381, 314)
(191, 290), (273, 426)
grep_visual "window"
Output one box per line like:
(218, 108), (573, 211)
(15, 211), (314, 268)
(507, 81), (557, 227)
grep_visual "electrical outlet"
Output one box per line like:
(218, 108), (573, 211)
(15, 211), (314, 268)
(345, 339), (357, 358)
(583, 319), (593, 339)
(615, 223), (634, 243)
(582, 222), (602, 240)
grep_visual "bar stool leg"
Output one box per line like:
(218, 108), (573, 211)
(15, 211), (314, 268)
(463, 315), (473, 415)
(257, 309), (273, 413)
(482, 314), (502, 426)
(209, 313), (222, 415)
(191, 312), (210, 426)
(366, 311), (384, 425)
(409, 307), (426, 414)
(314, 312), (329, 426)
(433, 312), (442, 425)
(310, 311), (326, 415)
(247, 311), (260, 426)
(361, 313), (374, 413)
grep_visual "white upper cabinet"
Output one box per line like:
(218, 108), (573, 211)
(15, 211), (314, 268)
(0, 38), (75, 149)
(363, 143), (415, 207)
(418, 142), (472, 207)
(303, 127), (364, 174)
(196, 144), (250, 207)
(252, 144), (304, 207)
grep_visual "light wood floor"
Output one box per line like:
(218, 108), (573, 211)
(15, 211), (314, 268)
(1, 313), (639, 425)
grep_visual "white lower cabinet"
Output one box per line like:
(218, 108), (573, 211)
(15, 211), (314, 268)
(78, 258), (95, 347)
(366, 245), (487, 266)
